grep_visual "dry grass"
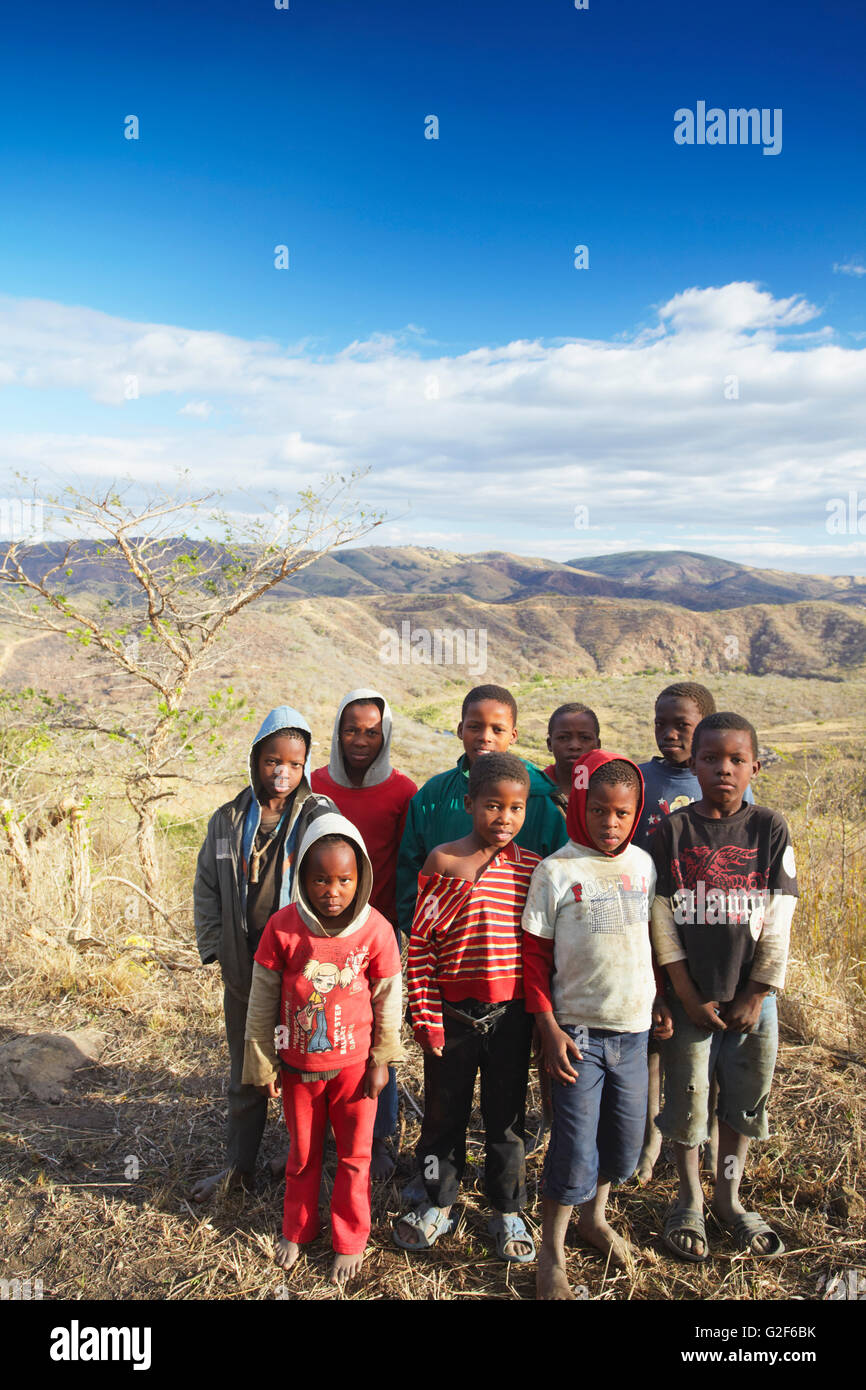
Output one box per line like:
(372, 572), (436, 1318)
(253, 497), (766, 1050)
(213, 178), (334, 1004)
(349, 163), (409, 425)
(1, 671), (864, 1300)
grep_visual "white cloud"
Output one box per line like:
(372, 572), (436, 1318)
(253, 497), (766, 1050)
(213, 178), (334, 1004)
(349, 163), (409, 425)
(0, 284), (865, 573)
(833, 261), (866, 278)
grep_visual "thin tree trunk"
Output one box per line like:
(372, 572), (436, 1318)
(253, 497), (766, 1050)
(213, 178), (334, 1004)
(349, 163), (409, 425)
(1, 799), (31, 889)
(64, 800), (92, 934)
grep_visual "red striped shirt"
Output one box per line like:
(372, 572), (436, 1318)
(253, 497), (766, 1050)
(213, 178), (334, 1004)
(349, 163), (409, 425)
(408, 841), (541, 1048)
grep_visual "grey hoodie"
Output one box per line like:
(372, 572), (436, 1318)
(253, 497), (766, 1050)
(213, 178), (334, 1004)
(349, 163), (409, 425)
(194, 706), (334, 1001)
(242, 811), (404, 1085)
(325, 687), (394, 788)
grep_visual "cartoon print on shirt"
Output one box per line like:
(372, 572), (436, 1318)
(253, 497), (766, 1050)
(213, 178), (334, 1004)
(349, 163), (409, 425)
(295, 950), (369, 1053)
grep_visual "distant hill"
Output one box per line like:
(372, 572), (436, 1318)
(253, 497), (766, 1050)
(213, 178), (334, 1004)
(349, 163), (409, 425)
(4, 541), (865, 613)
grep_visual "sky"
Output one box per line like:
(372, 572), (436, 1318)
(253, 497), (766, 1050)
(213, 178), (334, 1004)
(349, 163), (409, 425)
(1, 0), (865, 572)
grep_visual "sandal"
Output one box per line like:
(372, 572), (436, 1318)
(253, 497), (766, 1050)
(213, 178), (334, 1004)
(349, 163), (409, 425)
(392, 1203), (453, 1252)
(663, 1204), (708, 1263)
(716, 1210), (785, 1258)
(488, 1212), (536, 1264)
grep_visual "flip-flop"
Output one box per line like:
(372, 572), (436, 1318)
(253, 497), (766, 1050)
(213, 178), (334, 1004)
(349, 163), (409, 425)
(663, 1204), (708, 1263)
(715, 1210), (785, 1258)
(392, 1203), (453, 1252)
(487, 1212), (536, 1264)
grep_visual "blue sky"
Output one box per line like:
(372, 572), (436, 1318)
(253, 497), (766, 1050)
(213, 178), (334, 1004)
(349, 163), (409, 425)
(1, 0), (865, 571)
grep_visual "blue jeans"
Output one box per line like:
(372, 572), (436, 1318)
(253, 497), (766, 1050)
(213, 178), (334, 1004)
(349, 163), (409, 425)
(542, 1027), (649, 1206)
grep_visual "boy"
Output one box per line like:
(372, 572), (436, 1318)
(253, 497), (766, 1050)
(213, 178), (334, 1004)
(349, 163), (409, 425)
(633, 681), (752, 1182)
(633, 681), (754, 852)
(650, 713), (797, 1262)
(544, 702), (601, 810)
(242, 814), (404, 1284)
(311, 688), (417, 1179)
(522, 750), (673, 1299)
(396, 684), (567, 939)
(393, 753), (540, 1262)
(193, 706), (333, 1201)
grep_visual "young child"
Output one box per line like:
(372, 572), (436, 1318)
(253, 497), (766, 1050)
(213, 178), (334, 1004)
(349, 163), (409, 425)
(633, 681), (752, 1182)
(650, 712), (797, 1263)
(242, 813), (404, 1284)
(396, 684), (567, 938)
(633, 681), (753, 851)
(311, 688), (417, 1179)
(193, 706), (333, 1201)
(522, 750), (673, 1300)
(393, 753), (541, 1262)
(544, 702), (601, 811)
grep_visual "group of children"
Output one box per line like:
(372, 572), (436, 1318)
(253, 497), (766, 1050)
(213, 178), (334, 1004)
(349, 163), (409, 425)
(194, 679), (797, 1295)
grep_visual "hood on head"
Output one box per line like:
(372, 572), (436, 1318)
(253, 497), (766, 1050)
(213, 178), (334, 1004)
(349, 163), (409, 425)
(293, 811), (375, 932)
(566, 749), (645, 857)
(249, 705), (313, 801)
(327, 687), (393, 788)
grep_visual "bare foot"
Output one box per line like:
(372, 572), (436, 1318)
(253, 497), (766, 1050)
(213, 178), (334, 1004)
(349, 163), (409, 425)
(536, 1248), (576, 1300)
(369, 1137), (395, 1182)
(268, 1147), (290, 1180)
(575, 1211), (633, 1268)
(331, 1251), (364, 1284)
(190, 1167), (252, 1204)
(275, 1236), (301, 1270)
(635, 1127), (662, 1184)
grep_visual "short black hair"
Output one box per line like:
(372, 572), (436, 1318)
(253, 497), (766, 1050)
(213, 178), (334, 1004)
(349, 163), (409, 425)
(547, 702), (600, 738)
(467, 752), (530, 799)
(461, 684), (518, 725)
(258, 726), (309, 749)
(304, 833), (361, 872)
(340, 697), (384, 722)
(656, 683), (716, 718)
(692, 712), (758, 760)
(588, 759), (642, 799)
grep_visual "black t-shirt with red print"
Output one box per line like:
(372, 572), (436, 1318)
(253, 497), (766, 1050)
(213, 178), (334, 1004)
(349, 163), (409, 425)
(650, 802), (798, 1001)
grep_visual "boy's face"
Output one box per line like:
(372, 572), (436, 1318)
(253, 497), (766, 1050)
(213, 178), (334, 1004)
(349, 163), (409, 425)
(464, 779), (528, 849)
(585, 781), (640, 854)
(303, 842), (359, 919)
(546, 711), (600, 769)
(654, 696), (704, 767)
(457, 700), (517, 765)
(339, 701), (384, 776)
(691, 729), (759, 811)
(256, 733), (307, 798)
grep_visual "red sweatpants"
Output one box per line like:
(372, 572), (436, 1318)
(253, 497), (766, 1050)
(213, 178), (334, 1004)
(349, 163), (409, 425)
(281, 1061), (376, 1255)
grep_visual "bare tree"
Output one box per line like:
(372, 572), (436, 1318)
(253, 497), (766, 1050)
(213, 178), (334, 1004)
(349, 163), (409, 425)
(0, 474), (381, 907)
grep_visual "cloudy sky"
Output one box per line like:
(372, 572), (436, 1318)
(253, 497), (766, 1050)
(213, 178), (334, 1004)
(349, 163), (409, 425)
(1, 0), (865, 573)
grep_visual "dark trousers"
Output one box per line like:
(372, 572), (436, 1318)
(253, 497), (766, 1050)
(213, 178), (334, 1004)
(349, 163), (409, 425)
(417, 999), (532, 1213)
(224, 986), (268, 1174)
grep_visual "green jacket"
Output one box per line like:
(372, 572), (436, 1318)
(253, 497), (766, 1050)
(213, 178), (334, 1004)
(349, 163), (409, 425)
(395, 753), (568, 936)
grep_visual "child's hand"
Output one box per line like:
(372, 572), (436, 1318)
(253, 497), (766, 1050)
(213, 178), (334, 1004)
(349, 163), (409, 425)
(536, 1014), (582, 1084)
(652, 995), (674, 1040)
(721, 990), (764, 1033)
(416, 1034), (444, 1058)
(363, 1062), (390, 1099)
(255, 1077), (282, 1099)
(684, 999), (727, 1033)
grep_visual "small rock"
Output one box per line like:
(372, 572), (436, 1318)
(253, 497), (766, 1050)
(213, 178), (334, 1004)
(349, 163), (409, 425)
(829, 1185), (866, 1224)
(0, 1029), (106, 1102)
